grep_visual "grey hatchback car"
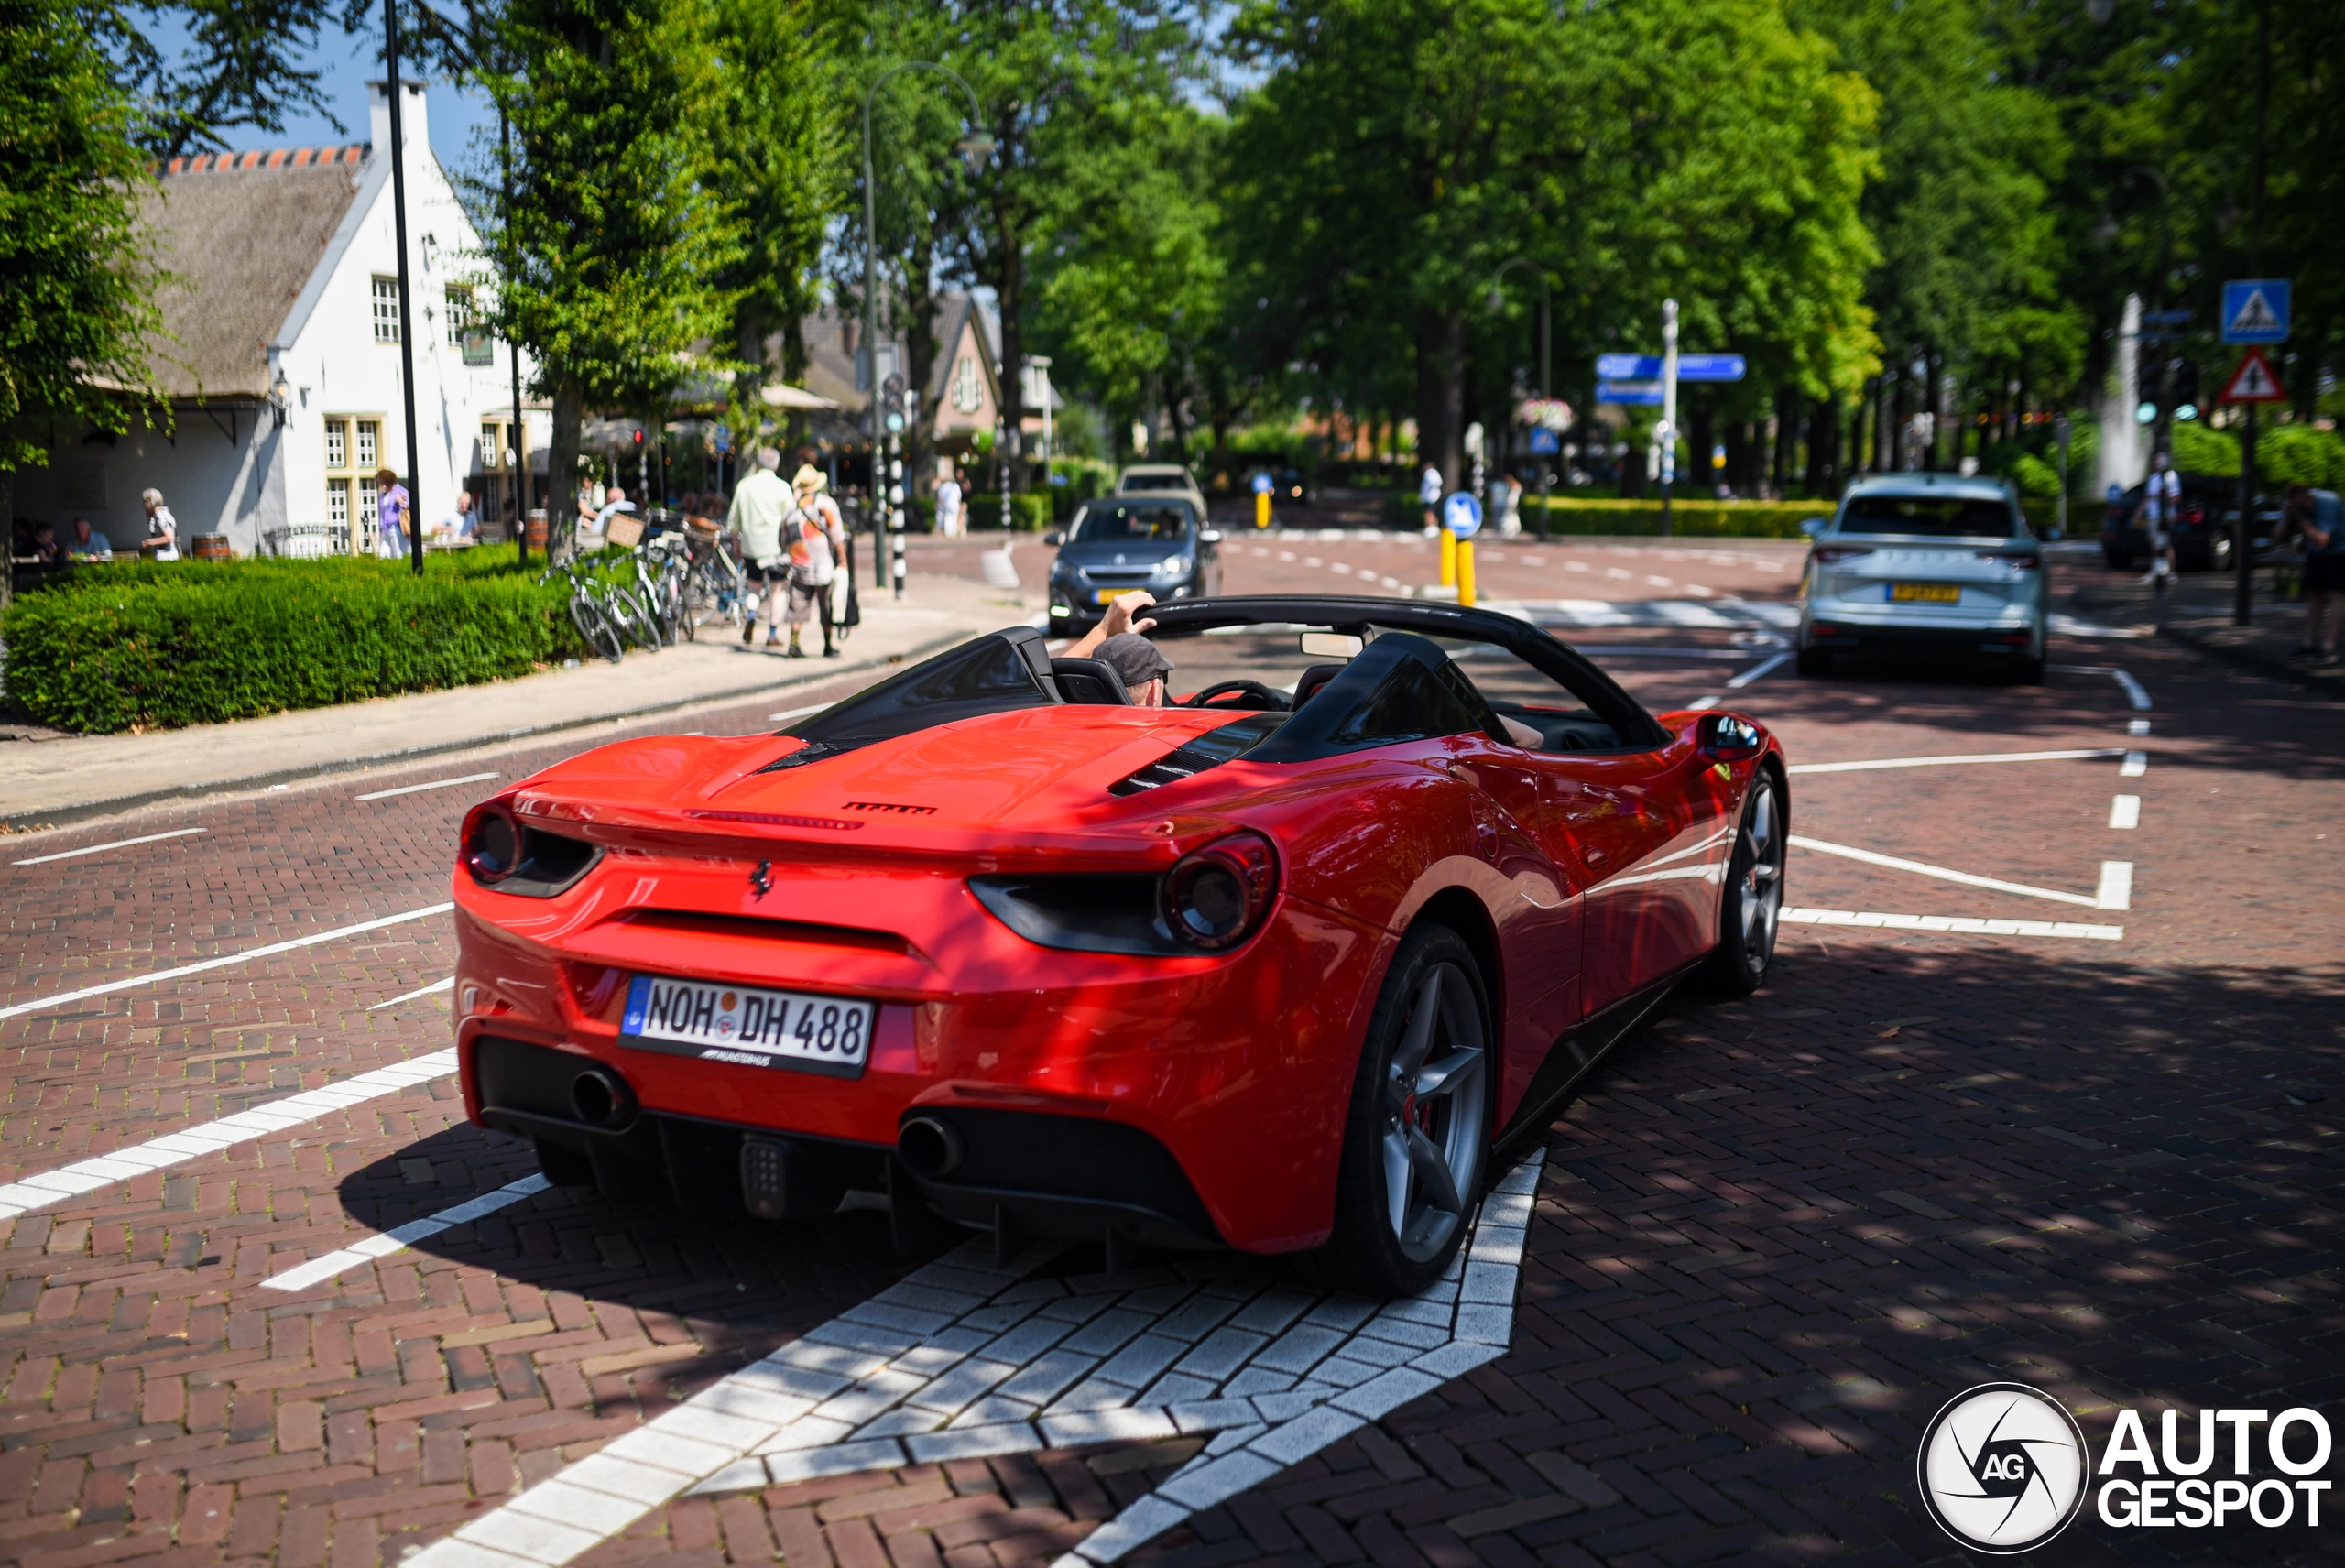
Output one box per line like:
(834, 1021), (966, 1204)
(1795, 474), (2048, 682)
(1045, 497), (1223, 631)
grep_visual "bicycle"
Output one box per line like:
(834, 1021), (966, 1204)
(538, 558), (626, 665)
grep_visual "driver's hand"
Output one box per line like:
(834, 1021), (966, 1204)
(1100, 590), (1158, 638)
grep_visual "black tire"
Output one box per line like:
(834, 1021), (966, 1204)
(1795, 645), (1833, 677)
(568, 594), (625, 665)
(607, 586), (663, 648)
(2012, 653), (2046, 685)
(1325, 924), (1492, 1296)
(2104, 548), (2133, 570)
(1697, 773), (1785, 996)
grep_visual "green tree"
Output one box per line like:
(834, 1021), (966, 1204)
(706, 0), (847, 446)
(481, 0), (742, 553)
(1, 0), (167, 616)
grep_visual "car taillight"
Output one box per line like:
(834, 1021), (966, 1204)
(1813, 547), (1873, 563)
(1976, 550), (2039, 570)
(1162, 831), (1279, 950)
(462, 801), (522, 884)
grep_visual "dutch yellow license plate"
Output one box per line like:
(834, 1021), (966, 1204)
(1093, 589), (1122, 605)
(1890, 583), (1960, 604)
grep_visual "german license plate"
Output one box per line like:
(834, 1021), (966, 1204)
(619, 975), (871, 1076)
(1093, 588), (1123, 605)
(1890, 583), (1960, 604)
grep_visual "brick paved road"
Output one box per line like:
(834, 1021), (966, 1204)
(2, 542), (2339, 1567)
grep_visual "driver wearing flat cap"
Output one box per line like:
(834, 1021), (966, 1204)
(1066, 589), (1173, 705)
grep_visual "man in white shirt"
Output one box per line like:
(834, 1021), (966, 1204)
(727, 449), (793, 647)
(934, 463), (964, 538)
(1418, 463), (1444, 536)
(2136, 457), (2180, 589)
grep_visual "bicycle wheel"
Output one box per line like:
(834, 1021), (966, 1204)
(662, 562), (694, 641)
(607, 585), (664, 649)
(569, 592), (625, 664)
(686, 555), (742, 628)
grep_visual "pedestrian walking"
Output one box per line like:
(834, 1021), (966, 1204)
(139, 488), (180, 560)
(2136, 455), (2179, 589)
(728, 447), (792, 648)
(372, 469), (410, 560)
(1418, 462), (1444, 536)
(935, 463), (964, 539)
(1488, 471), (1523, 538)
(2284, 483), (2344, 664)
(781, 464), (848, 659)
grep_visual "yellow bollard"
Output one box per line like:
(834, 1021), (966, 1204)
(1439, 527), (1457, 587)
(1457, 539), (1477, 607)
(1255, 491), (1271, 530)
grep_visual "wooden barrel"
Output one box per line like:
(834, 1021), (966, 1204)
(526, 510), (549, 550)
(191, 535), (232, 561)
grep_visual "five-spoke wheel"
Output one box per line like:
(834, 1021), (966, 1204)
(1329, 925), (1490, 1293)
(1701, 775), (1784, 995)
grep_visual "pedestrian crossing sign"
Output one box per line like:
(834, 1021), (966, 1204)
(2220, 278), (2290, 343)
(2218, 348), (2288, 405)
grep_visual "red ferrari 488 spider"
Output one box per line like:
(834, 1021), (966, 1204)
(451, 597), (1787, 1293)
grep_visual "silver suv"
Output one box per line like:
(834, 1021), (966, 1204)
(1795, 474), (2047, 683)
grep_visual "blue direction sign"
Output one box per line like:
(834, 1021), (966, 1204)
(1528, 427), (1561, 454)
(1250, 471), (1273, 495)
(1594, 353), (1747, 382)
(2220, 279), (2290, 343)
(1443, 492), (1483, 539)
(1597, 378), (1664, 406)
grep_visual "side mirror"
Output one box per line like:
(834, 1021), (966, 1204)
(1199, 528), (1222, 545)
(1798, 517), (1828, 538)
(1042, 530), (1063, 547)
(1698, 712), (1763, 761)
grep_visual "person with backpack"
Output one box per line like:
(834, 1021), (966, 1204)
(781, 464), (847, 658)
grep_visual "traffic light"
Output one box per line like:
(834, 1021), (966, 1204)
(882, 374), (907, 436)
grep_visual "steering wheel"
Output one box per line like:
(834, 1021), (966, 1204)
(1181, 679), (1290, 712)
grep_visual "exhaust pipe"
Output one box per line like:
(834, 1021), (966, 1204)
(569, 1066), (636, 1129)
(897, 1116), (965, 1178)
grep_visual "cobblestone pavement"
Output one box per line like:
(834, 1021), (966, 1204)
(2, 543), (2339, 1568)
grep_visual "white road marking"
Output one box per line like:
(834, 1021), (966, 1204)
(1783, 908), (2121, 942)
(1725, 651), (1793, 689)
(0, 901), (456, 1023)
(2120, 750), (2147, 777)
(355, 771), (501, 801)
(1685, 584), (1714, 597)
(264, 1173), (549, 1292)
(1788, 835), (2100, 908)
(1788, 747), (2125, 775)
(2110, 796), (2141, 830)
(12, 828), (206, 866)
(0, 1049), (457, 1222)
(2096, 861), (2134, 910)
(1278, 551), (1296, 562)
(2128, 719), (2151, 736)
(1645, 575), (1673, 588)
(1566, 561), (1587, 572)
(407, 1155), (1545, 1568)
(370, 975), (455, 1010)
(768, 702), (830, 724)
(2055, 665), (2152, 710)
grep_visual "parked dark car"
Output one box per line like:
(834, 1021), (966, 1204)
(1045, 498), (1222, 631)
(2101, 474), (2276, 572)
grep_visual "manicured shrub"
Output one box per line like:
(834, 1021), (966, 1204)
(3, 548), (583, 734)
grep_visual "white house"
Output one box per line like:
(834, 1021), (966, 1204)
(14, 82), (543, 557)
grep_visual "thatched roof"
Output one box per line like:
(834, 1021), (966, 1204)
(138, 147), (370, 399)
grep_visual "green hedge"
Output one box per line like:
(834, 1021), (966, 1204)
(4, 548), (583, 734)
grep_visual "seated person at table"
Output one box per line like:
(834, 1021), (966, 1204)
(430, 491), (480, 544)
(69, 517), (112, 559)
(29, 524), (60, 565)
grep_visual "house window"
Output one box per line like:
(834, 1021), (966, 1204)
(324, 416), (384, 553)
(359, 474), (380, 527)
(445, 285), (472, 346)
(324, 420), (345, 471)
(952, 354), (983, 414)
(372, 278), (401, 343)
(356, 419), (379, 471)
(327, 478), (350, 526)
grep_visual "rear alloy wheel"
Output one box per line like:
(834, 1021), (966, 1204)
(1326, 925), (1490, 1295)
(1699, 775), (1784, 996)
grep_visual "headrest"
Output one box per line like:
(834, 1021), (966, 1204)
(1292, 662), (1347, 710)
(1050, 657), (1131, 706)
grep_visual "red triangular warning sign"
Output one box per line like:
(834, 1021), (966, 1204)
(2220, 349), (2289, 404)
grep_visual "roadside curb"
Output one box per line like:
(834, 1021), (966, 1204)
(0, 628), (979, 834)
